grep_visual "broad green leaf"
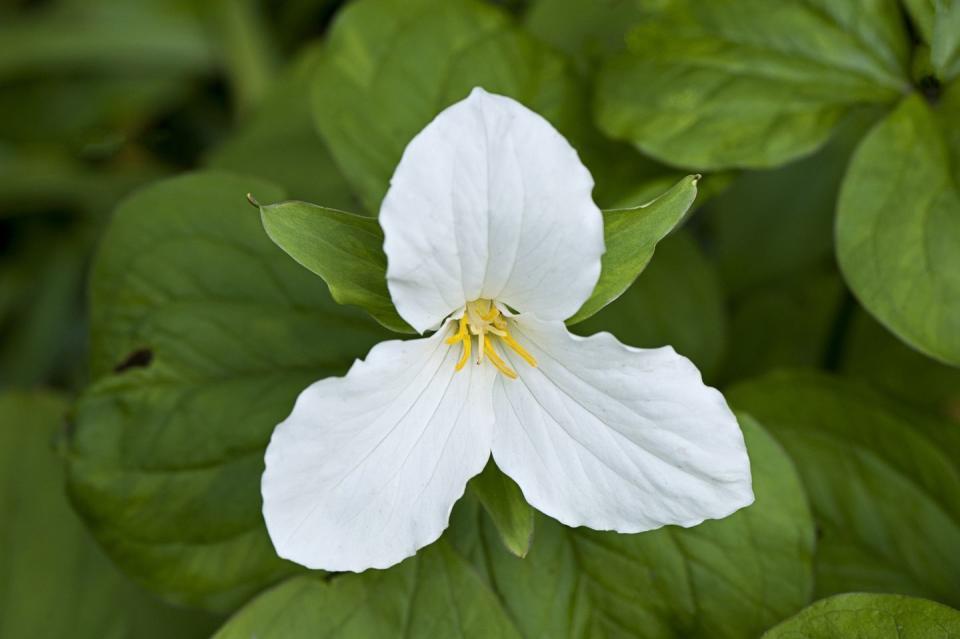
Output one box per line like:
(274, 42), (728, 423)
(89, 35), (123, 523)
(762, 593), (960, 638)
(451, 416), (815, 638)
(596, 0), (911, 169)
(206, 43), (358, 209)
(729, 371), (960, 606)
(573, 230), (727, 381)
(312, 0), (579, 213)
(837, 89), (960, 366)
(468, 461), (534, 558)
(213, 542), (521, 638)
(68, 172), (391, 611)
(0, 391), (219, 639)
(257, 200), (410, 333)
(842, 310), (960, 422)
(568, 174), (698, 324)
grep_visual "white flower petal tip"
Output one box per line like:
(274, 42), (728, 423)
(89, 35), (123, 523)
(380, 87), (604, 334)
(489, 316), (754, 534)
(261, 327), (496, 572)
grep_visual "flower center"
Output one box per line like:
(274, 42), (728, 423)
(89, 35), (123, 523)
(445, 299), (537, 379)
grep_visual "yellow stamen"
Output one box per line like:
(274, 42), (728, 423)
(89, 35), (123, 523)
(447, 299), (537, 380)
(483, 340), (518, 379)
(445, 316), (471, 371)
(445, 315), (468, 344)
(501, 333), (537, 368)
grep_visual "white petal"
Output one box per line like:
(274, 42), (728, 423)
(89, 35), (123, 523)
(262, 327), (496, 572)
(380, 87), (604, 333)
(490, 316), (753, 532)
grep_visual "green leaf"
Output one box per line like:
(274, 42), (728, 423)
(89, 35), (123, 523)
(451, 415), (815, 638)
(568, 174), (698, 324)
(572, 230), (727, 380)
(762, 593), (960, 638)
(257, 200), (411, 333)
(468, 461), (534, 558)
(213, 542), (521, 638)
(0, 391), (219, 638)
(837, 89), (960, 366)
(312, 0), (579, 213)
(68, 171), (391, 612)
(728, 371), (960, 607)
(206, 43), (358, 209)
(596, 0), (911, 170)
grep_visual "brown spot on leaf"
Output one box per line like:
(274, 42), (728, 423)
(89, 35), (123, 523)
(114, 348), (153, 373)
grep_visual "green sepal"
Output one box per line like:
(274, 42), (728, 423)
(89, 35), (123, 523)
(568, 174), (699, 325)
(469, 460), (535, 558)
(257, 199), (413, 333)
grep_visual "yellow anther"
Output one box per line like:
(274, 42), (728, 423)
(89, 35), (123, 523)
(448, 299), (536, 380)
(445, 315), (468, 344)
(447, 316), (471, 371)
(483, 340), (518, 379)
(501, 333), (537, 368)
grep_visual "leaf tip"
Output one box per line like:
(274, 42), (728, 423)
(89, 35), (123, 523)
(246, 192), (261, 208)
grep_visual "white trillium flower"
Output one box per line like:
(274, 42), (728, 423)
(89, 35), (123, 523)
(262, 87), (754, 572)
